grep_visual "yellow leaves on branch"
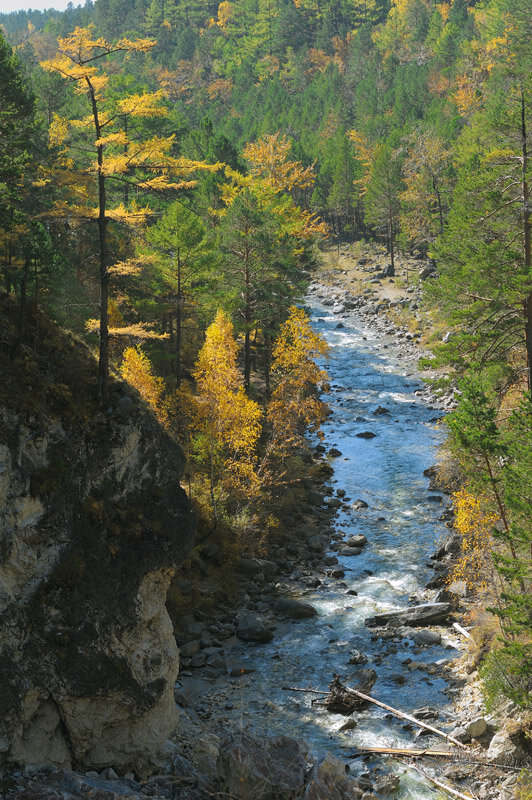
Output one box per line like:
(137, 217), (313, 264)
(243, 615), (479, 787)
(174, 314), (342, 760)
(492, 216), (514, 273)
(267, 306), (329, 461)
(243, 132), (315, 193)
(193, 310), (262, 498)
(117, 90), (168, 117)
(49, 113), (70, 148)
(448, 487), (498, 592)
(119, 346), (167, 424)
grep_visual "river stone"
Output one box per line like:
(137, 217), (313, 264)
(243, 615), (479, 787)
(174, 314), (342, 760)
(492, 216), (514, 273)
(365, 602), (452, 628)
(325, 497), (342, 509)
(467, 718), (488, 739)
(373, 406), (390, 416)
(217, 732), (307, 800)
(274, 598), (318, 619)
(347, 534), (367, 547)
(329, 448), (343, 458)
(339, 547), (362, 556)
(412, 629), (442, 646)
(238, 557), (277, 577)
(236, 614), (274, 643)
(356, 431), (376, 439)
(351, 500), (368, 510)
(373, 775), (400, 795)
(179, 639), (201, 659)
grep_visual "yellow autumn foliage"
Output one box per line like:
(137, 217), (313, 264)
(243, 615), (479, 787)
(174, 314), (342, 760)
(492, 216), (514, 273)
(193, 310), (262, 506)
(119, 346), (167, 425)
(448, 487), (498, 592)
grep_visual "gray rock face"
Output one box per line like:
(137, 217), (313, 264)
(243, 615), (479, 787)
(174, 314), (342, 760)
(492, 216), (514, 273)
(305, 754), (364, 800)
(236, 614), (274, 643)
(275, 597), (318, 619)
(217, 733), (308, 800)
(365, 602), (452, 628)
(486, 722), (531, 765)
(0, 388), (194, 775)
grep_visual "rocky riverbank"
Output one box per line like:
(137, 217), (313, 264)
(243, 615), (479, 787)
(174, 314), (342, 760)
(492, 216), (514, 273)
(2, 250), (530, 800)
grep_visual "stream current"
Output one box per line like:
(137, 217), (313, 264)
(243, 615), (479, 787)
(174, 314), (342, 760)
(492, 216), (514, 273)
(179, 290), (462, 798)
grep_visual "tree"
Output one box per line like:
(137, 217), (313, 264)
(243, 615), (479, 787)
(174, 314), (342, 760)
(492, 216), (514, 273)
(40, 25), (214, 402)
(352, 135), (403, 275)
(192, 309), (262, 525)
(119, 345), (167, 424)
(0, 30), (38, 297)
(400, 126), (453, 250)
(264, 305), (328, 477)
(145, 202), (213, 386)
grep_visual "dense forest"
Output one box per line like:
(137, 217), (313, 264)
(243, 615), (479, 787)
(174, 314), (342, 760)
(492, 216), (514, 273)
(0, 0), (531, 728)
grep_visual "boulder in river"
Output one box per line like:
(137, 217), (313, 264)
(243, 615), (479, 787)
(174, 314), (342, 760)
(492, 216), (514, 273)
(347, 534), (367, 547)
(356, 431), (376, 439)
(339, 547), (362, 557)
(365, 602), (452, 628)
(351, 499), (368, 510)
(236, 614), (274, 643)
(373, 406), (390, 416)
(274, 597), (318, 619)
(412, 629), (442, 646)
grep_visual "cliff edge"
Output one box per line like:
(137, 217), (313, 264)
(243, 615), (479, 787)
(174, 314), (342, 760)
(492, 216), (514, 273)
(0, 296), (195, 775)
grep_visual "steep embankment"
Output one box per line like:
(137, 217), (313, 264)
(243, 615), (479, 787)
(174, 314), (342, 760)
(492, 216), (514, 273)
(0, 295), (195, 775)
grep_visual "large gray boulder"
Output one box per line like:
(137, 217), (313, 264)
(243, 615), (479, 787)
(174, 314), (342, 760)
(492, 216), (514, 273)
(217, 733), (308, 800)
(236, 614), (274, 643)
(365, 602), (452, 628)
(275, 597), (318, 619)
(486, 721), (531, 765)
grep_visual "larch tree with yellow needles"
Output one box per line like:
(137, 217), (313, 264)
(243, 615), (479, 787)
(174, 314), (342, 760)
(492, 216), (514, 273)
(40, 26), (216, 403)
(192, 309), (262, 527)
(263, 305), (329, 481)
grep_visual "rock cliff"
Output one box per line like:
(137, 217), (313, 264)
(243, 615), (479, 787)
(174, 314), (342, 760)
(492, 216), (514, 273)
(0, 297), (195, 775)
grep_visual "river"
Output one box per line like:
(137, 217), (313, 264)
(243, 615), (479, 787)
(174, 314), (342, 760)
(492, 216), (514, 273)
(177, 284), (461, 798)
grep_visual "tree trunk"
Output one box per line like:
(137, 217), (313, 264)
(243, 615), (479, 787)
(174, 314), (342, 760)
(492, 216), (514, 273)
(388, 199), (395, 277)
(264, 330), (271, 398)
(244, 256), (252, 392)
(176, 248), (182, 387)
(521, 86), (532, 396)
(11, 255), (29, 361)
(88, 78), (109, 406)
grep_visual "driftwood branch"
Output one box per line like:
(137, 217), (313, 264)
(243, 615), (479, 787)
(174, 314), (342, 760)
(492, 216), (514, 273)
(282, 686), (468, 750)
(347, 746), (456, 758)
(453, 622), (473, 640)
(411, 764), (479, 800)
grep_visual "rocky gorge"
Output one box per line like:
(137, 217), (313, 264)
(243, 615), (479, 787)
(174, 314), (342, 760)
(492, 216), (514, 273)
(1, 254), (531, 800)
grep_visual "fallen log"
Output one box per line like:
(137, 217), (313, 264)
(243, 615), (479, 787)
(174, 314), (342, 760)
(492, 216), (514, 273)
(411, 764), (479, 800)
(282, 684), (468, 749)
(347, 746), (456, 758)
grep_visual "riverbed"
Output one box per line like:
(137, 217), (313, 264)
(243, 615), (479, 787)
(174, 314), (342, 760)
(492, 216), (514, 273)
(177, 284), (462, 797)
